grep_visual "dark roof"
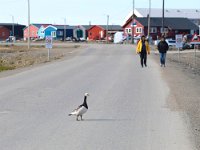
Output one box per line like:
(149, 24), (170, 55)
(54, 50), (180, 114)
(82, 25), (93, 30)
(87, 25), (123, 31)
(32, 24), (51, 28)
(99, 25), (123, 31)
(53, 25), (76, 30)
(136, 17), (199, 30)
(0, 23), (25, 26)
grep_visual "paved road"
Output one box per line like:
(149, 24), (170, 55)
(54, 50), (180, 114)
(0, 44), (196, 150)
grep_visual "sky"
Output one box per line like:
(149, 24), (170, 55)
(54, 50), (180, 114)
(0, 0), (199, 26)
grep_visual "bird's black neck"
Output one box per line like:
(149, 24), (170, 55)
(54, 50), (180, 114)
(82, 96), (88, 109)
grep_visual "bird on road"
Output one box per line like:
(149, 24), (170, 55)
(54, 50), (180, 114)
(69, 93), (90, 121)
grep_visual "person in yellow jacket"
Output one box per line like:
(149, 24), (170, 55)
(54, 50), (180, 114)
(136, 35), (150, 67)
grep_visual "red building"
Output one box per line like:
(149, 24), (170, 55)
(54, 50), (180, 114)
(0, 23), (25, 40)
(122, 17), (199, 40)
(122, 18), (144, 38)
(87, 25), (123, 41)
(0, 26), (10, 40)
(88, 25), (106, 40)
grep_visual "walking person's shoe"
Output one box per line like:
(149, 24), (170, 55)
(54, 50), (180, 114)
(160, 64), (163, 67)
(145, 64), (147, 67)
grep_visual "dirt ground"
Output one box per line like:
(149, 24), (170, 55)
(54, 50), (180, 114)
(153, 52), (200, 149)
(167, 50), (200, 75)
(0, 44), (82, 72)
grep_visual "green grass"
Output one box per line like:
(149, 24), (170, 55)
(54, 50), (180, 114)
(0, 65), (15, 72)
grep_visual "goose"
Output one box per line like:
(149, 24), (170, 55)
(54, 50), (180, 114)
(69, 93), (89, 121)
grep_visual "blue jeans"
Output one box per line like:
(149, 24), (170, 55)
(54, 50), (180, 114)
(160, 53), (166, 65)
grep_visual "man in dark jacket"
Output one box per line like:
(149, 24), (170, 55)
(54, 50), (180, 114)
(157, 36), (169, 67)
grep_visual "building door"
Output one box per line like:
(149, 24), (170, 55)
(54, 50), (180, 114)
(77, 29), (83, 38)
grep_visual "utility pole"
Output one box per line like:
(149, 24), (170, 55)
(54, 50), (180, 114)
(64, 18), (66, 42)
(131, 0), (135, 44)
(28, 0), (30, 49)
(11, 15), (15, 37)
(162, 0), (165, 36)
(147, 0), (151, 41)
(106, 15), (109, 44)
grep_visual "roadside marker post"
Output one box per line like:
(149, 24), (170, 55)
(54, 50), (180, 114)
(194, 44), (197, 68)
(176, 34), (183, 63)
(45, 36), (53, 61)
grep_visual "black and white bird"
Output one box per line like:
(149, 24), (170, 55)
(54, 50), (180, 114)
(68, 93), (89, 121)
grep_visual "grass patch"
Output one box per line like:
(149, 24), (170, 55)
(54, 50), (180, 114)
(0, 65), (15, 72)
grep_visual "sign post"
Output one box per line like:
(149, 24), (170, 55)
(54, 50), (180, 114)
(194, 44), (197, 68)
(176, 34), (183, 63)
(45, 36), (53, 61)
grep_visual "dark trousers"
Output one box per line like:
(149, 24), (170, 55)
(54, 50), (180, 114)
(140, 52), (147, 67)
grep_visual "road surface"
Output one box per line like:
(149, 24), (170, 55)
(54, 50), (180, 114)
(0, 44), (196, 150)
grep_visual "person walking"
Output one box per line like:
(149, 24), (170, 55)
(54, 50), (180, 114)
(157, 36), (169, 67)
(136, 35), (150, 67)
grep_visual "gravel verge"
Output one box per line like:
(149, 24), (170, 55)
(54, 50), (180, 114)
(153, 52), (200, 149)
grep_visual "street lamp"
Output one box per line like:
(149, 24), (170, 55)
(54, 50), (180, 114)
(27, 0), (30, 49)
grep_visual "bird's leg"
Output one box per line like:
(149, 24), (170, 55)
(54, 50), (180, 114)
(80, 115), (83, 121)
(76, 116), (79, 121)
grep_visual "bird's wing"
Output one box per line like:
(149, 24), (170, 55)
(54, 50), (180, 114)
(69, 105), (82, 115)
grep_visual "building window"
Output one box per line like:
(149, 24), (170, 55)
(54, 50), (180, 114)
(160, 27), (168, 33)
(136, 27), (142, 33)
(90, 32), (92, 36)
(125, 28), (132, 34)
(51, 31), (56, 37)
(150, 27), (157, 33)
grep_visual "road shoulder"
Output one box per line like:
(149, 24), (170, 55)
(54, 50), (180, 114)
(152, 53), (200, 149)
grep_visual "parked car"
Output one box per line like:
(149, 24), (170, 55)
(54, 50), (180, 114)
(166, 39), (176, 48)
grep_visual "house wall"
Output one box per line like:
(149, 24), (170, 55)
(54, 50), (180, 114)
(38, 26), (45, 39)
(44, 26), (57, 38)
(24, 25), (39, 40)
(56, 29), (74, 40)
(0, 26), (10, 40)
(88, 26), (106, 40)
(123, 19), (144, 37)
(66, 29), (74, 38)
(123, 18), (197, 40)
(56, 29), (64, 40)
